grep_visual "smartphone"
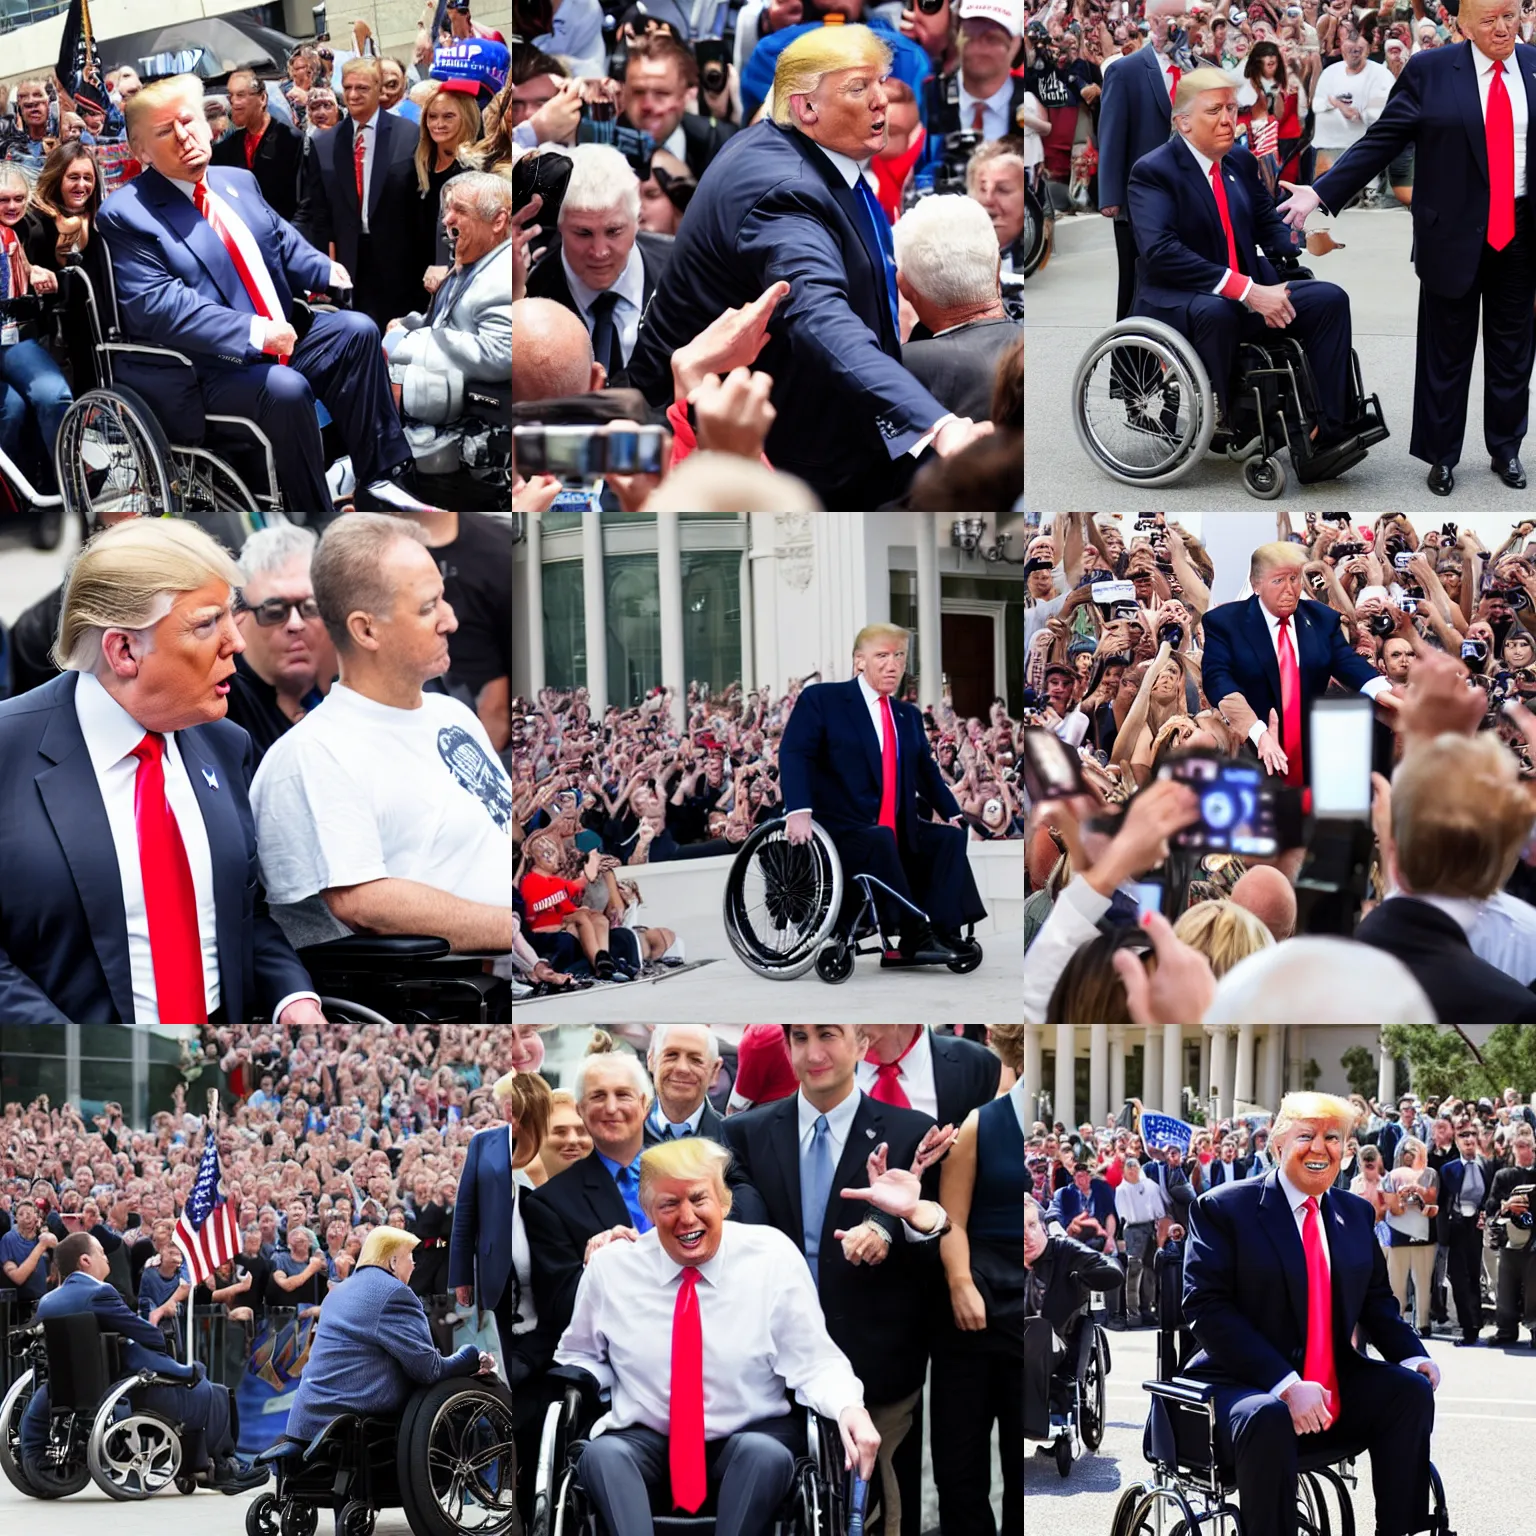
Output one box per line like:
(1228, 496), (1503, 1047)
(1021, 727), (1090, 803)
(1126, 879), (1165, 919)
(1091, 579), (1137, 608)
(1157, 755), (1279, 857)
(1393, 550), (1416, 572)
(1308, 697), (1373, 819)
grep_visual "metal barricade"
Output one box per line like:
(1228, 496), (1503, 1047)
(0, 1287), (18, 1395)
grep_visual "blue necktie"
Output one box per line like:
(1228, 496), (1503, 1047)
(852, 173), (900, 338)
(802, 1114), (834, 1286)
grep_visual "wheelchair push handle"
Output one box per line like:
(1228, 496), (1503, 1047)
(848, 1475), (868, 1535)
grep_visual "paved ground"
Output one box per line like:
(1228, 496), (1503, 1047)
(0, 517), (76, 627)
(1026, 203), (1536, 512)
(1025, 1315), (1532, 1535)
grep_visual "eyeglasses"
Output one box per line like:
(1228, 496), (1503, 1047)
(236, 594), (321, 626)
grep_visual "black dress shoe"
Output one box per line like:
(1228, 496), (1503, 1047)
(1427, 463), (1455, 496)
(896, 922), (964, 966)
(212, 1458), (269, 1494)
(1492, 455), (1528, 488)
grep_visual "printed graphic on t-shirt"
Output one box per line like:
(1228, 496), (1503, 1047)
(438, 725), (512, 830)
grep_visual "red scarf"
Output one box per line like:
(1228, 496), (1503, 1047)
(872, 126), (926, 222)
(0, 224), (20, 298)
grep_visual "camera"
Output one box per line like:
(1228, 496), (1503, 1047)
(1158, 621), (1184, 648)
(1394, 550), (1416, 572)
(1463, 638), (1490, 664)
(1487, 585), (1532, 612)
(1441, 522), (1458, 541)
(513, 424), (666, 482)
(1369, 611), (1397, 638)
(1332, 541), (1366, 560)
(1156, 752), (1287, 857)
(1135, 513), (1159, 530)
(695, 36), (730, 97)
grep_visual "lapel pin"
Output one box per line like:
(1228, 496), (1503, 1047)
(202, 767), (219, 790)
(866, 1128), (877, 1139)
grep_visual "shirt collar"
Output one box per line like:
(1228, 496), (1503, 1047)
(1469, 39), (1515, 78)
(351, 107), (381, 134)
(959, 75), (1014, 114)
(561, 240), (645, 321)
(651, 1100), (705, 1136)
(658, 1218), (729, 1289)
(1276, 1163), (1322, 1216)
(796, 1083), (861, 1142)
(165, 172), (210, 202)
(596, 1146), (644, 1180)
(662, 122), (688, 160)
(1181, 134), (1220, 180)
(856, 673), (885, 711)
(817, 142), (871, 188)
(74, 668), (162, 772)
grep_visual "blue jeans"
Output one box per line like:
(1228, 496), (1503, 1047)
(0, 340), (72, 492)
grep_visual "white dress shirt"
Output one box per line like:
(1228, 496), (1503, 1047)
(856, 1027), (937, 1120)
(1179, 137), (1257, 304)
(508, 1163), (538, 1337)
(959, 75), (1015, 142)
(554, 1222), (865, 1439)
(562, 241), (645, 371)
(351, 108), (381, 234)
(1244, 600), (1392, 748)
(1470, 41), (1530, 204)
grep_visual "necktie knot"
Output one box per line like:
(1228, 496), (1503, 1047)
(1303, 1195), (1318, 1217)
(131, 731), (166, 766)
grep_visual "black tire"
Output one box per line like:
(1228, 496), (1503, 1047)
(1242, 453), (1286, 499)
(0, 1371), (40, 1497)
(814, 943), (854, 984)
(1081, 1332), (1108, 1451)
(337, 1500), (377, 1536)
(29, 507), (63, 549)
(1054, 1434), (1072, 1478)
(946, 939), (983, 975)
(281, 1502), (321, 1536)
(247, 1491), (281, 1536)
(176, 1470), (199, 1494)
(398, 1377), (520, 1536)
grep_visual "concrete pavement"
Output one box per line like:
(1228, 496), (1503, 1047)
(1026, 203), (1536, 511)
(0, 518), (77, 627)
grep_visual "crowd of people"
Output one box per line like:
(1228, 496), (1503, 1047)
(1024, 511), (1536, 1026)
(0, 1022), (1025, 1534)
(513, 676), (1027, 992)
(510, 0), (1025, 514)
(1026, 1088), (1536, 1349)
(0, 5), (512, 514)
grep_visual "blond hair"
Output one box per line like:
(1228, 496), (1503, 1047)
(491, 1071), (554, 1168)
(770, 24), (893, 127)
(1249, 540), (1308, 586)
(986, 1025), (1024, 1073)
(310, 512), (432, 651)
(1173, 899), (1275, 978)
(414, 85), (482, 193)
(1173, 66), (1236, 116)
(638, 1136), (734, 1216)
(358, 1226), (419, 1269)
(1392, 734), (1534, 900)
(54, 518), (243, 673)
(1272, 1092), (1356, 1141)
(124, 74), (204, 149)
(341, 55), (383, 83)
(853, 623), (909, 657)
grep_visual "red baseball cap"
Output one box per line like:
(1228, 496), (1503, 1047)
(733, 1025), (799, 1107)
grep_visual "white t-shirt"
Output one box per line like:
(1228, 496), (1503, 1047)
(250, 683), (512, 938)
(1311, 59), (1393, 149)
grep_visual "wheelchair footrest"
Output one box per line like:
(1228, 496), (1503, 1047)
(1351, 393), (1390, 448)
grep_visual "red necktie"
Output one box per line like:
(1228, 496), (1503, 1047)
(1487, 63), (1516, 252)
(1301, 1197), (1339, 1415)
(970, 101), (986, 133)
(244, 129), (261, 170)
(1277, 616), (1303, 787)
(1209, 162), (1241, 274)
(191, 180), (287, 365)
(878, 695), (898, 835)
(354, 129), (367, 207)
(1168, 63), (1181, 105)
(669, 1267), (706, 1512)
(0, 225), (19, 298)
(129, 733), (207, 1025)
(871, 1029), (921, 1109)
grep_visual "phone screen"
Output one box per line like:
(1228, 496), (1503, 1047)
(1021, 727), (1089, 804)
(1126, 880), (1165, 919)
(1159, 756), (1278, 857)
(1309, 697), (1374, 819)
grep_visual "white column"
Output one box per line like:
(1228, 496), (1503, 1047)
(1109, 1026), (1127, 1118)
(1207, 1026), (1229, 1123)
(1024, 1025), (1043, 1127)
(1221, 1027), (1239, 1120)
(581, 511), (607, 714)
(738, 538), (755, 691)
(1054, 1025), (1076, 1129)
(1089, 1024), (1109, 1128)
(1261, 1026), (1284, 1112)
(656, 510), (685, 731)
(1163, 1023), (1184, 1122)
(519, 510), (545, 696)
(1234, 1023), (1256, 1108)
(1199, 1028), (1211, 1108)
(1144, 1027), (1164, 1115)
(915, 514), (944, 709)
(1378, 1032), (1396, 1104)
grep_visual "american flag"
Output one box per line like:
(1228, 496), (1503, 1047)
(174, 1131), (241, 1287)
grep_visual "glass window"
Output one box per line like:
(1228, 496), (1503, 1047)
(80, 1058), (138, 1119)
(542, 510), (584, 533)
(606, 556), (662, 707)
(0, 1053), (67, 1109)
(602, 511), (655, 524)
(681, 551), (742, 696)
(78, 1026), (133, 1059)
(542, 561), (586, 691)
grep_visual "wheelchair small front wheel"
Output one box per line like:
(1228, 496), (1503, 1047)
(946, 939), (983, 975)
(1054, 1434), (1072, 1478)
(1242, 453), (1287, 499)
(280, 1502), (320, 1536)
(815, 942), (855, 984)
(337, 1500), (377, 1536)
(246, 1491), (281, 1536)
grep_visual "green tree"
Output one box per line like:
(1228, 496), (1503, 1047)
(1340, 1046), (1378, 1101)
(1301, 1058), (1321, 1091)
(1380, 1024), (1536, 1102)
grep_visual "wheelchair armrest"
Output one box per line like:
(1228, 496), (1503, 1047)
(546, 1365), (606, 1426)
(298, 934), (453, 963)
(305, 1413), (365, 1461)
(1145, 1376), (1218, 1408)
(255, 1435), (306, 1466)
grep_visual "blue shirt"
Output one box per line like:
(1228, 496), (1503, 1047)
(0, 1228), (50, 1302)
(1050, 1177), (1117, 1232)
(137, 1265), (186, 1353)
(595, 1149), (653, 1234)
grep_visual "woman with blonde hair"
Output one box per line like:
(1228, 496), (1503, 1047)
(1173, 900), (1275, 978)
(1380, 1135), (1440, 1331)
(413, 85), (482, 287)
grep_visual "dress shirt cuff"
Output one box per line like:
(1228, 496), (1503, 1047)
(250, 316), (266, 351)
(909, 413), (957, 458)
(271, 990), (321, 1023)
(900, 1203), (948, 1242)
(1062, 872), (1114, 927)
(1399, 1355), (1431, 1372)
(1271, 1370), (1301, 1398)
(1215, 270), (1252, 303)
(1248, 718), (1269, 747)
(1361, 675), (1392, 700)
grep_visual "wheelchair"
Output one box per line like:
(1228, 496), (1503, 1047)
(246, 1374), (519, 1536)
(1070, 272), (1390, 499)
(293, 933), (512, 1024)
(0, 294), (67, 549)
(1023, 1302), (1111, 1480)
(530, 1365), (866, 1536)
(0, 1311), (250, 1501)
(1109, 1243), (1455, 1536)
(721, 817), (983, 984)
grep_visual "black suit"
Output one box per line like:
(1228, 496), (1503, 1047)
(294, 109), (423, 327)
(523, 231), (674, 388)
(1437, 1154), (1495, 1341)
(521, 1154), (633, 1347)
(1486, 1160), (1536, 1339)
(1355, 896), (1536, 1024)
(900, 316), (1023, 421)
(209, 116), (305, 220)
(929, 1031), (1003, 1127)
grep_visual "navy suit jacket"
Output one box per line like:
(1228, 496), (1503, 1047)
(930, 1031), (1003, 1127)
(1098, 46), (1175, 213)
(1436, 1155), (1497, 1242)
(625, 121), (947, 485)
(1313, 41), (1536, 300)
(0, 671), (314, 1023)
(1201, 594), (1380, 782)
(1183, 1171), (1424, 1395)
(778, 679), (962, 843)
(448, 1123), (519, 1312)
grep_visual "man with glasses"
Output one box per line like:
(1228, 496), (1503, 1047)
(1438, 1124), (1496, 1346)
(225, 524), (336, 765)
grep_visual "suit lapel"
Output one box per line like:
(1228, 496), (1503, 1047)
(1257, 1171), (1310, 1340)
(340, 117), (362, 220)
(1173, 143), (1228, 272)
(1145, 46), (1172, 124)
(586, 1152), (630, 1229)
(845, 680), (884, 792)
(366, 111), (388, 226)
(1242, 595), (1285, 715)
(142, 167), (245, 310)
(1518, 43), (1536, 198)
(833, 1095), (887, 1254)
(766, 1097), (804, 1223)
(1454, 42), (1491, 187)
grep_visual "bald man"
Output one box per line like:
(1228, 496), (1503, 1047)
(511, 298), (604, 403)
(1230, 865), (1297, 942)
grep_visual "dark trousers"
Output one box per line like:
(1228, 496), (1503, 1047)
(199, 308), (409, 513)
(1411, 201), (1536, 466)
(1179, 277), (1353, 427)
(1209, 1356), (1433, 1536)
(1114, 217), (1139, 322)
(578, 1413), (800, 1536)
(1445, 1216), (1486, 1341)
(931, 1339), (1022, 1536)
(1494, 1243), (1536, 1336)
(830, 820), (987, 938)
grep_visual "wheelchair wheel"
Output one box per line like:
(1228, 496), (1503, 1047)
(56, 385), (183, 519)
(247, 1491), (281, 1536)
(1241, 453), (1287, 499)
(170, 447), (262, 516)
(282, 1502), (321, 1536)
(946, 937), (983, 975)
(0, 1369), (41, 1497)
(398, 1377), (519, 1536)
(1021, 185), (1052, 279)
(337, 1500), (377, 1536)
(1054, 1433), (1072, 1478)
(814, 941), (855, 984)
(1080, 1330), (1108, 1451)
(1072, 318), (1216, 486)
(723, 819), (843, 981)
(87, 1407), (183, 1498)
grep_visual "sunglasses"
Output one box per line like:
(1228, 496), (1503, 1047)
(236, 594), (321, 626)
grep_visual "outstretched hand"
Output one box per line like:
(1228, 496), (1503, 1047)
(1276, 180), (1322, 231)
(836, 1142), (924, 1226)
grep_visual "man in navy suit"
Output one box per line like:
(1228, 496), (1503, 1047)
(0, 519), (322, 1025)
(779, 624), (986, 966)
(1280, 0), (1536, 495)
(1183, 1092), (1440, 1536)
(1201, 542), (1399, 787)
(19, 1232), (265, 1491)
(97, 73), (427, 516)
(1436, 1124), (1496, 1345)
(625, 25), (989, 510)
(1129, 70), (1361, 476)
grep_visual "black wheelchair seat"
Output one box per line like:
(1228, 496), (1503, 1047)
(42, 1314), (122, 1411)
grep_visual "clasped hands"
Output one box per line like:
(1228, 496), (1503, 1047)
(834, 1121), (957, 1265)
(1278, 1357), (1439, 1437)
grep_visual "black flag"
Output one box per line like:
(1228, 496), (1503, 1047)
(56, 0), (108, 114)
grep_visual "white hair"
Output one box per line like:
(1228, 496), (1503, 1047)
(557, 144), (641, 226)
(892, 194), (1000, 309)
(1203, 938), (1436, 1025)
(239, 523), (318, 584)
(443, 169), (511, 222)
(647, 1025), (720, 1067)
(573, 1048), (655, 1110)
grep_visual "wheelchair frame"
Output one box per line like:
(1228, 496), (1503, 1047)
(1024, 1309), (1110, 1480)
